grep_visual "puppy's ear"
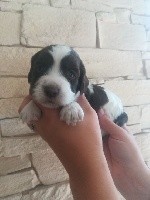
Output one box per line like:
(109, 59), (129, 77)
(78, 60), (89, 94)
(28, 51), (41, 84)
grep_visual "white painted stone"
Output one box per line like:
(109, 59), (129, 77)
(3, 136), (49, 157)
(141, 105), (150, 129)
(96, 12), (116, 23)
(104, 80), (150, 106)
(26, 183), (72, 200)
(50, 0), (70, 7)
(98, 22), (146, 50)
(0, 98), (23, 119)
(145, 60), (150, 78)
(131, 14), (150, 31)
(0, 155), (31, 175)
(135, 132), (150, 161)
(21, 5), (96, 48)
(0, 78), (28, 99)
(124, 106), (141, 125)
(0, 170), (39, 198)
(0, 2), (22, 11)
(142, 52), (150, 59)
(146, 43), (150, 51)
(148, 31), (150, 42)
(1, 0), (49, 4)
(0, 47), (39, 76)
(0, 12), (21, 45)
(98, 21), (146, 50)
(0, 193), (22, 200)
(71, 0), (113, 12)
(29, 0), (49, 4)
(20, 194), (30, 200)
(114, 8), (131, 23)
(133, 0), (150, 16)
(32, 150), (69, 185)
(128, 124), (141, 134)
(0, 140), (3, 157)
(1, 118), (33, 137)
(75, 48), (143, 78)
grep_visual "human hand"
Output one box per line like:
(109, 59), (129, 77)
(19, 95), (119, 200)
(98, 110), (150, 200)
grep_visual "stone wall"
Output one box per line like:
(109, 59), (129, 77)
(0, 0), (150, 199)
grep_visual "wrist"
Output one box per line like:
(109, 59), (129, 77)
(120, 165), (150, 200)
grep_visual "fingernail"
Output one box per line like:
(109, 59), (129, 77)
(98, 109), (105, 116)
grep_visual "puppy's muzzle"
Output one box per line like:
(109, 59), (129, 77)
(43, 85), (60, 98)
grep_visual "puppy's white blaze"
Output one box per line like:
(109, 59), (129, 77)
(103, 89), (123, 121)
(50, 45), (71, 66)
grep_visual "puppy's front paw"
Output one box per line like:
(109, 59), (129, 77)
(60, 102), (84, 125)
(20, 100), (41, 124)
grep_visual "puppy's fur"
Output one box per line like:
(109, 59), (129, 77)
(20, 45), (128, 128)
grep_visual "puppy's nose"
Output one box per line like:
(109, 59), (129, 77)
(44, 85), (60, 98)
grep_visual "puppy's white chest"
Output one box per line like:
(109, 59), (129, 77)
(102, 89), (123, 121)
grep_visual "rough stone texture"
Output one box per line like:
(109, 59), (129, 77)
(0, 194), (22, 200)
(1, 0), (49, 4)
(141, 105), (150, 129)
(128, 124), (141, 134)
(50, 0), (70, 7)
(71, 0), (113, 12)
(114, 8), (131, 23)
(21, 5), (96, 48)
(131, 14), (150, 31)
(0, 12), (21, 45)
(145, 60), (150, 78)
(98, 22), (146, 50)
(96, 12), (116, 23)
(0, 98), (23, 119)
(146, 43), (150, 51)
(32, 150), (69, 185)
(76, 48), (143, 78)
(0, 170), (39, 198)
(124, 106), (141, 125)
(0, 139), (3, 157)
(3, 136), (49, 157)
(148, 31), (150, 42)
(142, 52), (150, 59)
(0, 47), (39, 76)
(0, 155), (31, 175)
(0, 78), (28, 99)
(24, 183), (73, 200)
(0, 118), (33, 137)
(0, 2), (22, 11)
(104, 80), (150, 106)
(135, 132), (150, 161)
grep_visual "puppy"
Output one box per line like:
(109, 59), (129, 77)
(20, 45), (128, 128)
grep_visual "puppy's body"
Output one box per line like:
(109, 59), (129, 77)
(20, 45), (128, 128)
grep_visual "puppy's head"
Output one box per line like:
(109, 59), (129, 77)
(28, 45), (89, 108)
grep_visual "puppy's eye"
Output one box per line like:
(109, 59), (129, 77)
(66, 71), (76, 79)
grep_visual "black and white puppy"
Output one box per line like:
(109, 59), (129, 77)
(20, 45), (128, 128)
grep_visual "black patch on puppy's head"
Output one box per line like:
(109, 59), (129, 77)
(60, 49), (89, 94)
(28, 46), (54, 93)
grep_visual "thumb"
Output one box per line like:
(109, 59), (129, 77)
(77, 95), (94, 113)
(98, 109), (127, 140)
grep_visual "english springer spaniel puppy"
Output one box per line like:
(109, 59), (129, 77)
(20, 45), (128, 129)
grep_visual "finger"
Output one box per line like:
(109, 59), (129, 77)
(18, 95), (32, 113)
(98, 110), (127, 139)
(77, 95), (94, 113)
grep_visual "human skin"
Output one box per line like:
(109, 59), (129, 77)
(98, 110), (150, 200)
(19, 95), (119, 200)
(19, 95), (150, 200)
